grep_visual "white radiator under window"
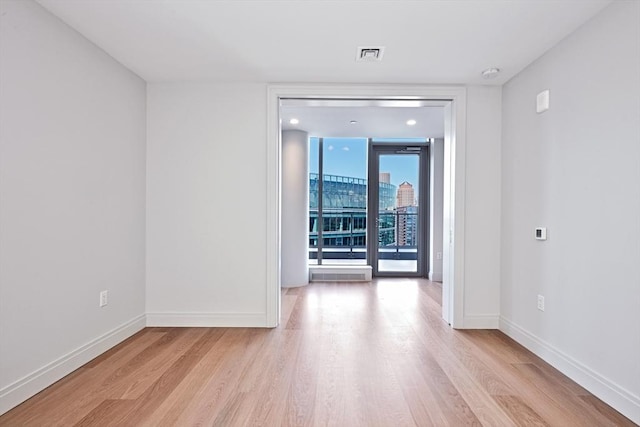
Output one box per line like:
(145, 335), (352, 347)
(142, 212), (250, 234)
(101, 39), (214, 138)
(308, 265), (372, 282)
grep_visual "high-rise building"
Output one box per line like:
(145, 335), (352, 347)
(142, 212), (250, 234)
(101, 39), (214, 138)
(396, 181), (415, 207)
(396, 205), (418, 247)
(379, 172), (391, 184)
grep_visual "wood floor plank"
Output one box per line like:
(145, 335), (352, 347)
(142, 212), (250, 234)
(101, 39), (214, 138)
(0, 279), (634, 427)
(418, 279), (443, 307)
(409, 290), (517, 425)
(103, 328), (224, 426)
(116, 329), (209, 400)
(160, 329), (260, 426)
(358, 348), (416, 426)
(283, 333), (319, 427)
(392, 355), (446, 426)
(413, 344), (485, 426)
(493, 395), (549, 427)
(579, 395), (638, 427)
(512, 363), (623, 427)
(73, 399), (137, 427)
(82, 329), (158, 369)
(245, 329), (303, 425)
(312, 364), (348, 426)
(281, 292), (300, 327)
(0, 330), (169, 426)
(136, 328), (230, 426)
(462, 329), (592, 397)
(424, 315), (605, 425)
(52, 328), (204, 426)
(450, 330), (616, 426)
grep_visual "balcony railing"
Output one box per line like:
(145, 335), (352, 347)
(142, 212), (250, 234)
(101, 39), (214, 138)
(309, 209), (418, 261)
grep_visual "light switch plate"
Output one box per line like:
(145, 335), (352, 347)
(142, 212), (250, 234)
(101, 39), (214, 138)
(100, 290), (108, 307)
(536, 90), (550, 113)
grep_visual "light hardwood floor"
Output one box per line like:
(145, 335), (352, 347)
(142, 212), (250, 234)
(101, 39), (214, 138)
(0, 279), (635, 426)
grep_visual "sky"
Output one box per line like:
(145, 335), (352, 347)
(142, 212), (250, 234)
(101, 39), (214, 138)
(309, 137), (421, 193)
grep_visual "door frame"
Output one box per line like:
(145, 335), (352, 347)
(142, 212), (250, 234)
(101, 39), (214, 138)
(266, 84), (467, 328)
(367, 142), (429, 278)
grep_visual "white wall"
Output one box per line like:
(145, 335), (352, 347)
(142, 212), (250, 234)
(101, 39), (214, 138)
(146, 83), (268, 326)
(0, 0), (147, 414)
(281, 130), (309, 288)
(146, 83), (502, 328)
(500, 1), (640, 423)
(429, 138), (444, 282)
(463, 86), (503, 327)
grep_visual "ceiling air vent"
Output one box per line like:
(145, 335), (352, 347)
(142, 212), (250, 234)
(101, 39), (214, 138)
(356, 46), (385, 62)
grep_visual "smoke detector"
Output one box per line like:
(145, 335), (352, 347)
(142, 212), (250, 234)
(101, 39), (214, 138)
(356, 46), (385, 62)
(481, 67), (501, 79)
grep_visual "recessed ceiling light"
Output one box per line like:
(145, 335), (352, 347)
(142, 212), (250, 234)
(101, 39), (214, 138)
(481, 67), (501, 79)
(289, 118), (299, 125)
(406, 119), (417, 126)
(350, 120), (358, 125)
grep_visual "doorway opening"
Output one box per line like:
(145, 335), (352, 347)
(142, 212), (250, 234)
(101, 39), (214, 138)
(368, 141), (429, 277)
(267, 85), (467, 328)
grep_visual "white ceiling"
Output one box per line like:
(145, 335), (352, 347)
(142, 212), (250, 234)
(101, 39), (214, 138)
(36, 0), (611, 85)
(281, 103), (444, 138)
(35, 0), (611, 137)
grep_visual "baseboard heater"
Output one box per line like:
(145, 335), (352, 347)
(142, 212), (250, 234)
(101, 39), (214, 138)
(309, 265), (372, 282)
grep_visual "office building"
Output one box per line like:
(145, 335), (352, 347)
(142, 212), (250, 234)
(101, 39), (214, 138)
(396, 181), (416, 207)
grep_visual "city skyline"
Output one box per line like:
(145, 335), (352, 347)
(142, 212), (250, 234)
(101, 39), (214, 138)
(309, 137), (420, 195)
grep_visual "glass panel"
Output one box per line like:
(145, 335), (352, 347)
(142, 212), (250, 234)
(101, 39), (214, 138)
(321, 138), (368, 265)
(377, 154), (419, 273)
(308, 137), (319, 264)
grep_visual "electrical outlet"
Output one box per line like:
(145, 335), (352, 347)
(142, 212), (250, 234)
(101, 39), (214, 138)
(99, 290), (108, 307)
(537, 294), (545, 311)
(436, 252), (443, 260)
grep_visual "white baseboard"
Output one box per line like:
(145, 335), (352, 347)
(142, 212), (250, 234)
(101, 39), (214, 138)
(428, 271), (443, 282)
(146, 312), (267, 327)
(462, 314), (500, 329)
(0, 314), (146, 416)
(500, 316), (640, 425)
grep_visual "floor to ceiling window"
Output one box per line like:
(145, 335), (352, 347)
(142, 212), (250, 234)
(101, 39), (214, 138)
(309, 137), (369, 265)
(309, 137), (428, 276)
